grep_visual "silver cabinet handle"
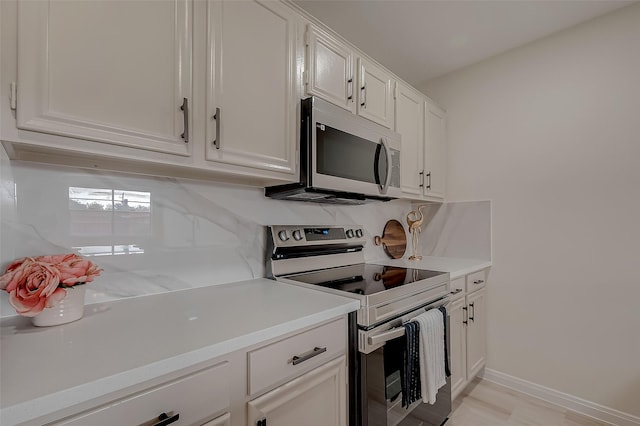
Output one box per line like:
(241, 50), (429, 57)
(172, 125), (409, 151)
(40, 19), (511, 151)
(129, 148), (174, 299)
(463, 306), (468, 325)
(419, 170), (425, 188)
(469, 302), (475, 322)
(292, 346), (326, 365)
(450, 288), (463, 295)
(426, 171), (432, 190)
(473, 279), (485, 285)
(212, 107), (221, 149)
(347, 78), (353, 101)
(361, 83), (366, 107)
(180, 98), (189, 143)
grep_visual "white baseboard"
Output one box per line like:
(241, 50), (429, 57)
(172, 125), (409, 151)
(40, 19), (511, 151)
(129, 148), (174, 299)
(478, 368), (640, 426)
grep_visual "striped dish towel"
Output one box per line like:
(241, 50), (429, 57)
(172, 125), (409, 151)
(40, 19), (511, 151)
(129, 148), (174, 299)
(401, 321), (422, 407)
(412, 308), (447, 404)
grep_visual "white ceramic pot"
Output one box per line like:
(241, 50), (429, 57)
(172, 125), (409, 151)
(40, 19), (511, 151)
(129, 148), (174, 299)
(31, 285), (86, 327)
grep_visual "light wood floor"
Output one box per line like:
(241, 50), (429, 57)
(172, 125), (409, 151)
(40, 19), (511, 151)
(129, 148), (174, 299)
(448, 379), (611, 426)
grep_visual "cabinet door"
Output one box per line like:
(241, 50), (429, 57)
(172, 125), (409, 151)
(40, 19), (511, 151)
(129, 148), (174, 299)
(17, 0), (192, 157)
(357, 58), (394, 129)
(206, 0), (298, 176)
(449, 297), (468, 401)
(306, 26), (356, 113)
(247, 356), (347, 426)
(395, 82), (424, 196)
(466, 288), (486, 380)
(424, 100), (446, 199)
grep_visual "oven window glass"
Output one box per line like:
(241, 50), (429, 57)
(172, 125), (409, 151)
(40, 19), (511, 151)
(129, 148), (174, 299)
(316, 124), (387, 185)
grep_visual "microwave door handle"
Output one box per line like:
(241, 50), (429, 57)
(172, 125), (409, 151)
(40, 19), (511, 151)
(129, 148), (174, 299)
(380, 137), (392, 194)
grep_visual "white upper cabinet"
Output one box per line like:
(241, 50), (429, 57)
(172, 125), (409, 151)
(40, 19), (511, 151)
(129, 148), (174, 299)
(424, 99), (447, 199)
(305, 25), (356, 113)
(205, 0), (298, 176)
(395, 81), (424, 196)
(395, 84), (446, 201)
(16, 0), (193, 157)
(357, 57), (394, 129)
(305, 25), (394, 129)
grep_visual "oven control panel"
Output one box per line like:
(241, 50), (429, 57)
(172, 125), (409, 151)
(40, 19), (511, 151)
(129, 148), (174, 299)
(270, 225), (366, 247)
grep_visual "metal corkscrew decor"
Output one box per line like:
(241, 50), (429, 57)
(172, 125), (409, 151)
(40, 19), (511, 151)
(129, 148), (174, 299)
(406, 205), (427, 261)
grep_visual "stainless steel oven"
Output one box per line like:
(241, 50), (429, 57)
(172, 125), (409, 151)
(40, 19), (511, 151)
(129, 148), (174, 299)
(267, 225), (452, 426)
(359, 297), (451, 426)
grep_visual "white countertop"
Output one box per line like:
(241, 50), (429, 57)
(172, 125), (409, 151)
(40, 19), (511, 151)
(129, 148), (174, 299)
(372, 256), (492, 280)
(0, 278), (360, 425)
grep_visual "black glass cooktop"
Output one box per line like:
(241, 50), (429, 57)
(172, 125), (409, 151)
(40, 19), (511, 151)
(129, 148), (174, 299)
(284, 263), (446, 296)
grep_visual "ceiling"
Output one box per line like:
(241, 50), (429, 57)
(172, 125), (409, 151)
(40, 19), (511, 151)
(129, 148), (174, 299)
(293, 0), (636, 87)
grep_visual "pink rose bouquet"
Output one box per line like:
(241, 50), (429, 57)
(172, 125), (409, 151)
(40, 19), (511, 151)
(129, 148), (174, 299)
(0, 254), (102, 317)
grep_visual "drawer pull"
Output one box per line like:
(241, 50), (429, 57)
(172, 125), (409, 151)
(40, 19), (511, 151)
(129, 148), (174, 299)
(450, 288), (463, 295)
(473, 279), (485, 285)
(292, 346), (327, 366)
(180, 98), (189, 143)
(152, 412), (180, 426)
(257, 419), (267, 426)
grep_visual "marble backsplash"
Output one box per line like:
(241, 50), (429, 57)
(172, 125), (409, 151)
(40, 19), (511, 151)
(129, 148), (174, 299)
(411, 201), (491, 260)
(0, 147), (490, 317)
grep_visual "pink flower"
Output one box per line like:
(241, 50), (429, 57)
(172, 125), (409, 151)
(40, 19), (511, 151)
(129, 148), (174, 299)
(57, 257), (102, 285)
(0, 258), (66, 317)
(0, 253), (101, 317)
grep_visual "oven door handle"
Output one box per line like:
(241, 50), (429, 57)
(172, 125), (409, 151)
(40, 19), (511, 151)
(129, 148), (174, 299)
(368, 326), (405, 346)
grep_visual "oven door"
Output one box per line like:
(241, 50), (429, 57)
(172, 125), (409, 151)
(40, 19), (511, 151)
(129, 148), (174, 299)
(358, 299), (452, 426)
(310, 97), (401, 198)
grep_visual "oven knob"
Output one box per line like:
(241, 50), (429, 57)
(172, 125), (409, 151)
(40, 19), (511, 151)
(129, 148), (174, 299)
(292, 230), (303, 241)
(346, 229), (355, 238)
(278, 230), (289, 241)
(355, 229), (363, 238)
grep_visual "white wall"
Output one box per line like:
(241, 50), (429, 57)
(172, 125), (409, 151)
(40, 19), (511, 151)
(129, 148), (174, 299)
(421, 2), (640, 417)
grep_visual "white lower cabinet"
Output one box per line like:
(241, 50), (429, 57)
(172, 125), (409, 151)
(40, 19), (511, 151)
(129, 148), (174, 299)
(246, 317), (348, 426)
(449, 270), (488, 401)
(247, 356), (347, 426)
(36, 316), (348, 426)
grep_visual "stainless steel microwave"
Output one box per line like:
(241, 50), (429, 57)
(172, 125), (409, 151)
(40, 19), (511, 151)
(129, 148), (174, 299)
(265, 97), (401, 204)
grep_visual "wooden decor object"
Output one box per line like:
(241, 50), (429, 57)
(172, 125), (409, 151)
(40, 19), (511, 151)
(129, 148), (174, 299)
(374, 219), (407, 259)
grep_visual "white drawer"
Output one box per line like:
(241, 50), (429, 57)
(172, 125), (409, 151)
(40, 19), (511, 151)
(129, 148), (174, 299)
(466, 270), (487, 293)
(58, 361), (229, 426)
(248, 317), (346, 396)
(449, 277), (465, 300)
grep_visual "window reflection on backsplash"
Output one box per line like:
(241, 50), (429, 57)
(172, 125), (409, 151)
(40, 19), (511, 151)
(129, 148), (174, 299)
(73, 244), (145, 257)
(68, 187), (151, 237)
